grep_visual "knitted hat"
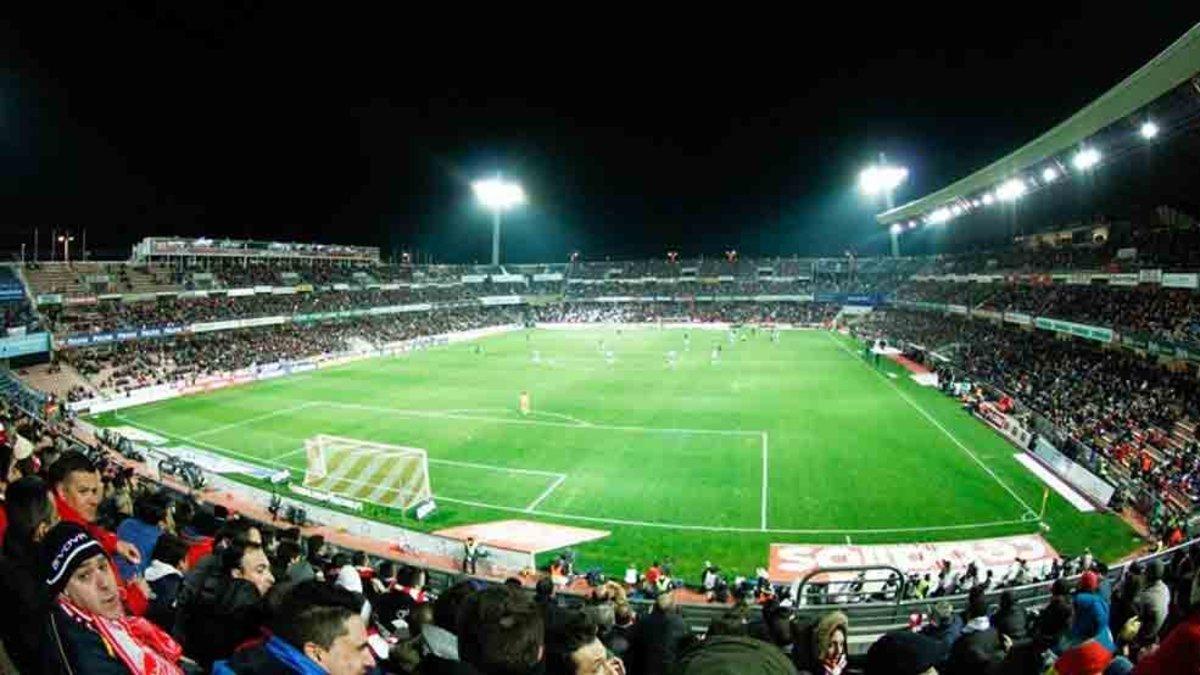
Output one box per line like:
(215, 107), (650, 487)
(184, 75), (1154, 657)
(40, 522), (106, 597)
(865, 630), (947, 675)
(1053, 640), (1113, 675)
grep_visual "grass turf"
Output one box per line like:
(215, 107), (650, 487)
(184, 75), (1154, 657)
(90, 327), (1140, 579)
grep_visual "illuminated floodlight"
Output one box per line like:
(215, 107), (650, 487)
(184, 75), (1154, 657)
(996, 178), (1027, 201)
(1071, 147), (1101, 171)
(858, 165), (909, 196)
(1042, 167), (1059, 182)
(929, 207), (952, 224)
(950, 204), (963, 216)
(981, 192), (995, 206)
(971, 199), (982, 208)
(907, 220), (918, 230)
(1140, 121), (1159, 139)
(472, 177), (526, 210)
(889, 223), (903, 235)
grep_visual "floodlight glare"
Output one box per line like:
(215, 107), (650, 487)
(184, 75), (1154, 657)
(472, 178), (526, 210)
(981, 192), (995, 206)
(950, 205), (963, 217)
(1042, 167), (1059, 182)
(929, 207), (952, 224)
(889, 223), (903, 235)
(1140, 121), (1159, 139)
(996, 178), (1027, 201)
(858, 165), (908, 196)
(1071, 147), (1101, 170)
(907, 220), (918, 230)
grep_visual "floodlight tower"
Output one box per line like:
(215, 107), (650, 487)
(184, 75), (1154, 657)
(472, 175), (526, 266)
(858, 153), (909, 257)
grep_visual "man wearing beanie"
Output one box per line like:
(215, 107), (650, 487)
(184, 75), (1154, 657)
(41, 522), (189, 674)
(865, 630), (946, 675)
(676, 636), (798, 674)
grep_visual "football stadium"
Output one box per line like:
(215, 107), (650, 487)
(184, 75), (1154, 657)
(0, 10), (1199, 675)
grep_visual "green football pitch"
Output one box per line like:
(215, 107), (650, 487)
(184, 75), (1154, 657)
(90, 327), (1139, 577)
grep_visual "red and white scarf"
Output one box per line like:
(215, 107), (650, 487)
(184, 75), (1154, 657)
(58, 597), (183, 675)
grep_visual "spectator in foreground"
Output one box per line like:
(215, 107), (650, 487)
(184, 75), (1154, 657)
(919, 600), (962, 653)
(0, 476), (59, 673)
(1132, 564), (1200, 674)
(115, 490), (173, 580)
(628, 589), (691, 675)
(948, 594), (1006, 672)
(214, 580), (375, 675)
(864, 630), (946, 675)
(1133, 560), (1170, 648)
(1071, 571), (1115, 653)
(677, 635), (798, 674)
(456, 585), (544, 675)
(994, 595), (1074, 674)
(992, 591), (1029, 642)
(48, 451), (143, 570)
(792, 610), (848, 675)
(40, 522), (189, 674)
(546, 610), (626, 675)
(176, 540), (275, 670)
(144, 533), (190, 632)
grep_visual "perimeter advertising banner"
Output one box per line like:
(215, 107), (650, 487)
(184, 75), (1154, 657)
(768, 534), (1058, 583)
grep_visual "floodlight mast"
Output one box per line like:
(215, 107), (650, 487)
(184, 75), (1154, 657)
(472, 175), (526, 266)
(858, 153), (908, 257)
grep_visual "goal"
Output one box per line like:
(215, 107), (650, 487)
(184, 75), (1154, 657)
(302, 434), (432, 510)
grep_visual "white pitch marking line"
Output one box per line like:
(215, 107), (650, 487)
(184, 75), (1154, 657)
(190, 402), (317, 439)
(525, 474), (568, 512)
(304, 400), (760, 436)
(825, 332), (1038, 518)
(760, 431), (769, 531)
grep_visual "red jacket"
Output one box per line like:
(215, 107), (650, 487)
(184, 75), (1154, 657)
(52, 493), (148, 616)
(1133, 612), (1200, 675)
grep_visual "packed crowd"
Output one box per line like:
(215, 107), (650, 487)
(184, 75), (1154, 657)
(60, 307), (525, 399)
(865, 311), (1200, 526)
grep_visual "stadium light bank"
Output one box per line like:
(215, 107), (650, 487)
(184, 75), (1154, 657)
(472, 176), (526, 266)
(858, 156), (908, 257)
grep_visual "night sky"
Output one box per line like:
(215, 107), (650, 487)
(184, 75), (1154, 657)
(2, 5), (1198, 263)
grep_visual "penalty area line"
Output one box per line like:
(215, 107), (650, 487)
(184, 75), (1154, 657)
(525, 474), (568, 512)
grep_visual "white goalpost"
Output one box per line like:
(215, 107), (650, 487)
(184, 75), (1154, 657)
(302, 434), (432, 510)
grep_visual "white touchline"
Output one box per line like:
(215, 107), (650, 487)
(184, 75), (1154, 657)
(825, 332), (1038, 517)
(761, 431), (769, 531)
(525, 474), (568, 512)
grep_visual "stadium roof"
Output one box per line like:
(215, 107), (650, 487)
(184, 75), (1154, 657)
(877, 21), (1200, 226)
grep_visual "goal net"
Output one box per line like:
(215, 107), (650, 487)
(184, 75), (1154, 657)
(302, 434), (432, 510)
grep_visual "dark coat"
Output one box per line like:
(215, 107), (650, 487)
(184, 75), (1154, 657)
(0, 544), (52, 674)
(176, 574), (268, 671)
(628, 608), (690, 675)
(947, 625), (1005, 675)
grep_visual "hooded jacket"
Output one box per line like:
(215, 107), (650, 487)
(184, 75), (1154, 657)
(792, 611), (848, 675)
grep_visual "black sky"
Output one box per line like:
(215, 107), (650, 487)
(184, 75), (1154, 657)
(2, 4), (1198, 262)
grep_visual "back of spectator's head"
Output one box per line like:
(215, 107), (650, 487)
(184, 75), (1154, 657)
(706, 609), (750, 639)
(999, 590), (1016, 610)
(457, 585), (544, 675)
(433, 580), (476, 633)
(47, 450), (96, 488)
(5, 476), (57, 552)
(214, 517), (261, 549)
(332, 552), (351, 569)
(614, 601), (634, 627)
(1147, 559), (1164, 584)
(132, 491), (172, 527)
(151, 533), (189, 570)
(545, 610), (605, 675)
(966, 594), (988, 620)
(676, 636), (798, 674)
(655, 589), (677, 612)
(536, 576), (555, 599)
(351, 550), (366, 567)
(1036, 596), (1073, 642)
(865, 630), (946, 675)
(272, 581), (375, 675)
(173, 498), (196, 532)
(307, 534), (325, 559)
(277, 540), (303, 566)
(0, 443), (15, 486)
(397, 565), (424, 589)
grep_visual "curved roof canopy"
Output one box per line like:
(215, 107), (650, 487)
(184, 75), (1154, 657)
(877, 22), (1200, 225)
